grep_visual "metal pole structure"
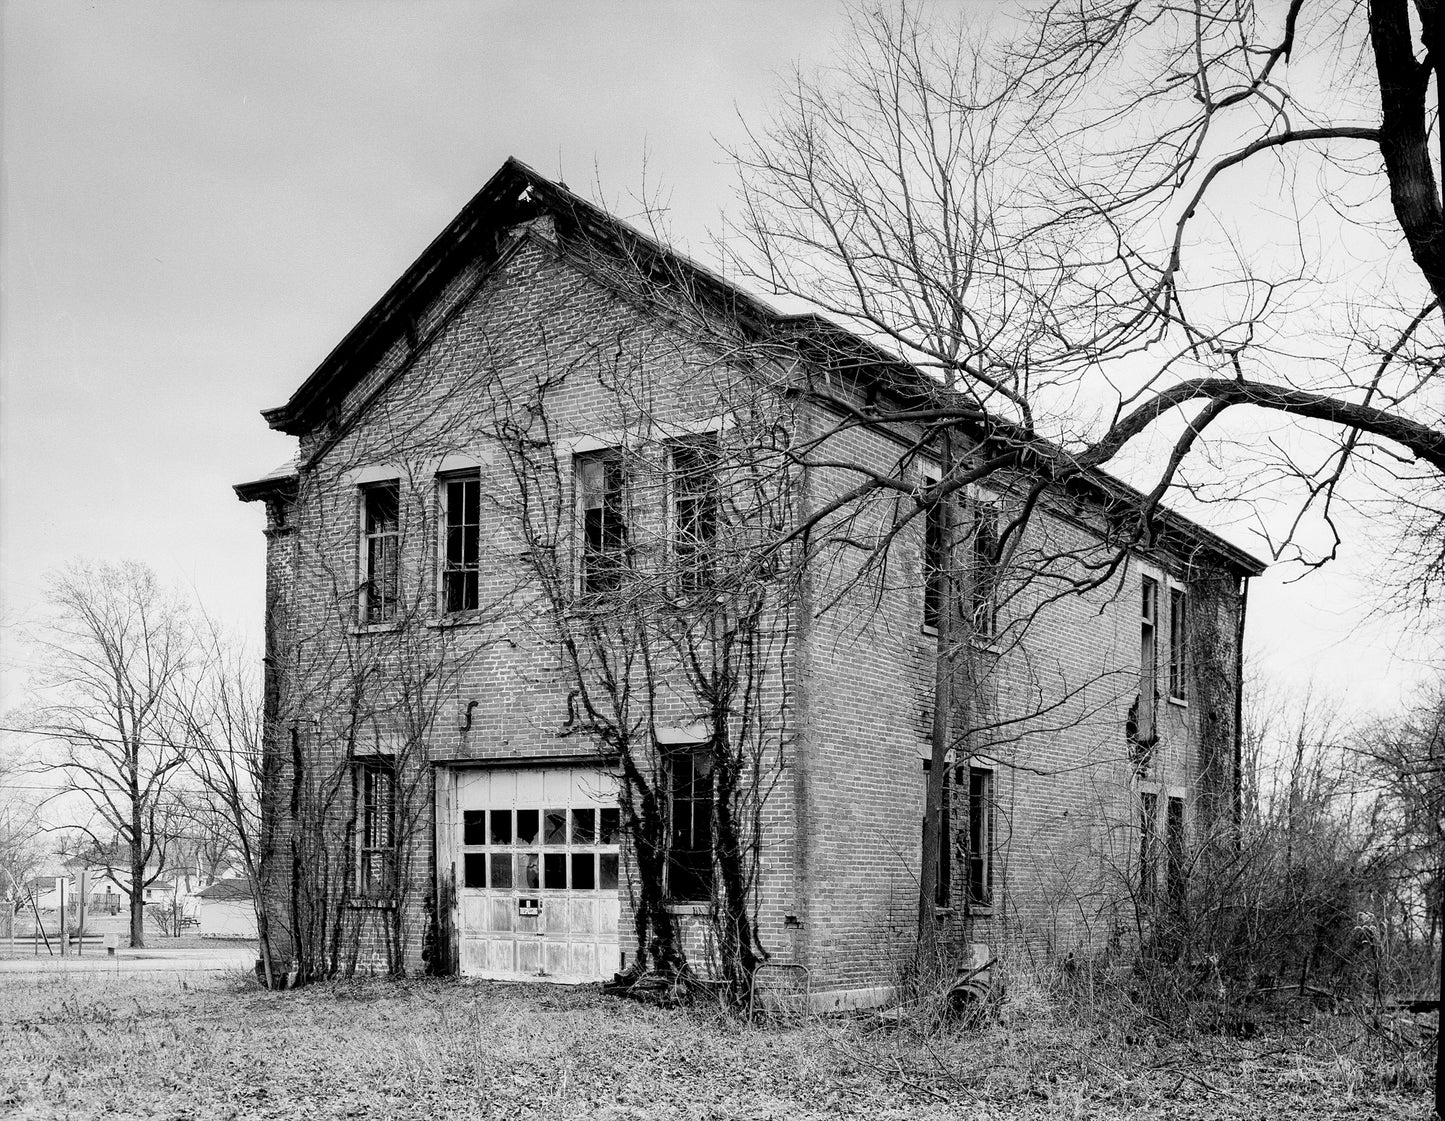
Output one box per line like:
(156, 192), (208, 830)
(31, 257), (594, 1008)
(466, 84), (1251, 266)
(77, 870), (88, 955)
(57, 877), (69, 956)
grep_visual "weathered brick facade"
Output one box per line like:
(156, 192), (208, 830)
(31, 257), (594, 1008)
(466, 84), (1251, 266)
(237, 159), (1263, 1003)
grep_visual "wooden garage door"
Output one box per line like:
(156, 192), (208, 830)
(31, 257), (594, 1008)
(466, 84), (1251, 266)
(455, 765), (621, 982)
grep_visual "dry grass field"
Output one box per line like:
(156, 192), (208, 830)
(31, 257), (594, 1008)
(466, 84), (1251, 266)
(0, 970), (1435, 1120)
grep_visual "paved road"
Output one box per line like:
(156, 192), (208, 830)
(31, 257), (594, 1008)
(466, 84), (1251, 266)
(0, 944), (256, 974)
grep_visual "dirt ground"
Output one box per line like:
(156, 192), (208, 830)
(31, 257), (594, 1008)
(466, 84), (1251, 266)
(0, 972), (1435, 1120)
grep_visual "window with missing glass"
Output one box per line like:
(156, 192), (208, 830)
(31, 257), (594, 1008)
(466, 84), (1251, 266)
(922, 480), (946, 629)
(971, 502), (1000, 639)
(1137, 577), (1159, 744)
(670, 436), (719, 595)
(362, 483), (400, 625)
(1139, 791), (1159, 903)
(1166, 795), (1187, 904)
(1168, 587), (1188, 701)
(576, 451), (629, 596)
(966, 767), (995, 906)
(441, 473), (481, 613)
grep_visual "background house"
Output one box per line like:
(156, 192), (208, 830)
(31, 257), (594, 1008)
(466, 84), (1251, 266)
(237, 158), (1262, 1005)
(195, 879), (258, 939)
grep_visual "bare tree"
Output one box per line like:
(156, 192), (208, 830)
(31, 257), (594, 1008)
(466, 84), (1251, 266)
(727, 1), (1445, 975)
(27, 561), (195, 948)
(0, 743), (43, 923)
(180, 623), (278, 981)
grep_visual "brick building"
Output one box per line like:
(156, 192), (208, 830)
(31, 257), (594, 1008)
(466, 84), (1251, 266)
(237, 158), (1263, 1006)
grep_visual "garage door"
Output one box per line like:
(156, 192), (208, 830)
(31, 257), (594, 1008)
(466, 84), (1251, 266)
(454, 765), (622, 982)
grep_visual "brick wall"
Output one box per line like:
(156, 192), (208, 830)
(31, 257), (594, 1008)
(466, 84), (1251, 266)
(249, 217), (1248, 995)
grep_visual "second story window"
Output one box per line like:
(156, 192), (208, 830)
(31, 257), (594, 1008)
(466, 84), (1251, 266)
(442, 473), (481, 613)
(362, 483), (400, 625)
(971, 502), (1000, 639)
(1168, 587), (1187, 701)
(1137, 576), (1159, 744)
(922, 482), (945, 629)
(670, 436), (719, 595)
(576, 451), (629, 596)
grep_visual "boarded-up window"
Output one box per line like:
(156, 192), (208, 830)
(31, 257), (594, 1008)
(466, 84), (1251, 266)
(357, 761), (396, 898)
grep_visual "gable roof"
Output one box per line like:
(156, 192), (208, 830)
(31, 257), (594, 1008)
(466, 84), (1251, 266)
(250, 157), (1264, 577)
(196, 878), (254, 902)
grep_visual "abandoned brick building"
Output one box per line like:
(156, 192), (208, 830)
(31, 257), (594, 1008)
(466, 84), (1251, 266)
(236, 158), (1264, 1006)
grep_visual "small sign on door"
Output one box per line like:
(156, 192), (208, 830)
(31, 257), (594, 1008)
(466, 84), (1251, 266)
(517, 898), (541, 916)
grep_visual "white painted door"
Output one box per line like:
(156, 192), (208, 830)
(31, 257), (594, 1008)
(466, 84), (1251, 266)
(454, 765), (622, 982)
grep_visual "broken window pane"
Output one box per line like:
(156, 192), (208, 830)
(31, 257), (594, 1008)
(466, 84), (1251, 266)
(571, 853), (596, 890)
(599, 853), (620, 890)
(463, 853), (487, 889)
(519, 853), (540, 890)
(516, 809), (539, 845)
(571, 808), (596, 844)
(462, 810), (486, 846)
(599, 808), (620, 845)
(544, 809), (567, 845)
(489, 853), (514, 890)
(489, 810), (513, 846)
(543, 853), (567, 889)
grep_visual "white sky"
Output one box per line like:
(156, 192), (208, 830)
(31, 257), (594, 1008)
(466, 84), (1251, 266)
(2, 0), (1438, 741)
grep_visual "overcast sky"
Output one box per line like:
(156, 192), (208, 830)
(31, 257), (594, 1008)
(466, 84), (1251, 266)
(2, 0), (1438, 732)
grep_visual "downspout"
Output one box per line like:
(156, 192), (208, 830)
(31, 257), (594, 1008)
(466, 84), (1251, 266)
(1232, 574), (1249, 844)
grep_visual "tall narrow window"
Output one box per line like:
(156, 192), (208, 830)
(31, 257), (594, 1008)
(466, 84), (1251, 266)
(1137, 577), (1159, 743)
(666, 746), (713, 901)
(972, 503), (1000, 639)
(1139, 791), (1158, 903)
(920, 761), (951, 906)
(576, 451), (629, 596)
(967, 767), (995, 906)
(442, 473), (481, 613)
(357, 760), (396, 899)
(670, 436), (718, 595)
(1168, 587), (1187, 701)
(922, 486), (945, 629)
(363, 483), (400, 625)
(1166, 796), (1187, 905)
